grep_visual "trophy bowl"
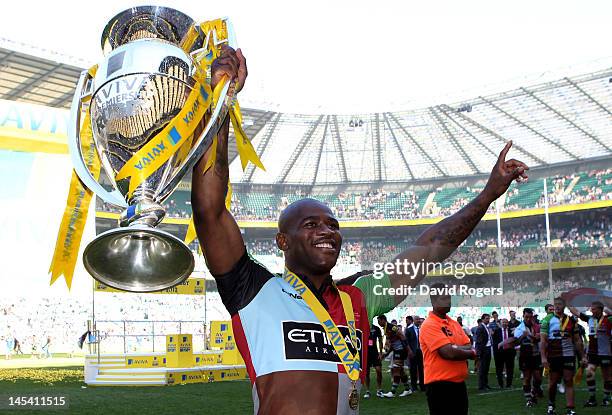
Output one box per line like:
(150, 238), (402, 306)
(69, 6), (236, 292)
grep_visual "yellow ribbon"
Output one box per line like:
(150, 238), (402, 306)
(49, 111), (100, 289)
(115, 81), (213, 197)
(282, 269), (361, 381)
(230, 101), (266, 171)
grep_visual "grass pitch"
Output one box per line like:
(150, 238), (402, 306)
(0, 364), (610, 414)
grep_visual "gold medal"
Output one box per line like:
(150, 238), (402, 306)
(348, 382), (359, 410)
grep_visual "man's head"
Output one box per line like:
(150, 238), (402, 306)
(457, 316), (463, 326)
(501, 318), (509, 329)
(523, 307), (534, 326)
(553, 297), (566, 316)
(591, 301), (604, 318)
(415, 316), (422, 327)
(391, 319), (398, 325)
(406, 316), (414, 326)
(276, 199), (342, 276)
(430, 283), (451, 315)
(509, 310), (516, 320)
(545, 303), (554, 314)
(491, 311), (498, 321)
(481, 314), (490, 325)
(377, 315), (388, 328)
(477, 318), (482, 325)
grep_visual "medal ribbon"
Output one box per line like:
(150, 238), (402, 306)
(282, 268), (361, 381)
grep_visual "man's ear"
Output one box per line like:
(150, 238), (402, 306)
(276, 232), (289, 251)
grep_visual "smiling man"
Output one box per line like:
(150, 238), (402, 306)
(192, 46), (529, 415)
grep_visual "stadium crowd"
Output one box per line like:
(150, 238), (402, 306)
(95, 169), (612, 223)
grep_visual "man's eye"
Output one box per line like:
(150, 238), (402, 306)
(305, 222), (316, 228)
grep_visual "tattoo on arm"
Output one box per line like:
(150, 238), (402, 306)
(418, 193), (492, 247)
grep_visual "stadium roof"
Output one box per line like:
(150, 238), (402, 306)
(1, 42), (611, 186)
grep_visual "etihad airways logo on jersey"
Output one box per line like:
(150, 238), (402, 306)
(282, 321), (363, 363)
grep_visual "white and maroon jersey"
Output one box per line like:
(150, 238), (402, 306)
(214, 251), (388, 415)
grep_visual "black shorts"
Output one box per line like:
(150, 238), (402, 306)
(367, 349), (381, 368)
(587, 354), (611, 368)
(519, 354), (542, 371)
(426, 381), (468, 415)
(549, 356), (575, 373)
(392, 349), (408, 361)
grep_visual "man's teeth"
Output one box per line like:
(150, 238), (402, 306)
(315, 243), (333, 249)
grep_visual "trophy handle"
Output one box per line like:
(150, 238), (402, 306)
(68, 70), (128, 208)
(156, 17), (237, 203)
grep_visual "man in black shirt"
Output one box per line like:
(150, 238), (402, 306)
(364, 321), (384, 399)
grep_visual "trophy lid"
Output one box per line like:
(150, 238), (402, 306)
(101, 6), (195, 53)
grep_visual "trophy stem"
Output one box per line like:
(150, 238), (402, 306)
(120, 198), (166, 228)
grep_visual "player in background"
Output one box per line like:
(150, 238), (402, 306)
(540, 297), (586, 415)
(378, 315), (413, 398)
(512, 308), (543, 408)
(364, 319), (385, 399)
(568, 301), (611, 407)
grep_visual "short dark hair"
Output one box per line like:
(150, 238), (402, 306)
(523, 307), (534, 315)
(477, 318), (482, 324)
(406, 316), (414, 322)
(592, 301), (604, 310)
(545, 303), (553, 311)
(378, 315), (387, 322)
(481, 313), (490, 320)
(491, 311), (498, 316)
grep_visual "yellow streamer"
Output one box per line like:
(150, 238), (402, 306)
(49, 112), (100, 289)
(230, 104), (265, 172)
(115, 82), (213, 196)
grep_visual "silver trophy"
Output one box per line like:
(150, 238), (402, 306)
(69, 6), (236, 292)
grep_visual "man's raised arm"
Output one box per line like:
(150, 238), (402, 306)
(192, 47), (247, 274)
(388, 141), (529, 305)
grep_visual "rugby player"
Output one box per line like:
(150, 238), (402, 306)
(512, 308), (543, 407)
(363, 319), (384, 398)
(569, 301), (611, 407)
(540, 297), (587, 415)
(192, 45), (529, 414)
(378, 315), (413, 397)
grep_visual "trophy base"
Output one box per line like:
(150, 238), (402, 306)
(83, 225), (194, 293)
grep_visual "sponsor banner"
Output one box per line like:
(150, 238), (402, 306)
(194, 352), (223, 366)
(282, 321), (363, 363)
(94, 278), (205, 295)
(126, 355), (165, 368)
(0, 99), (69, 154)
(166, 367), (248, 385)
(210, 320), (236, 350)
(166, 334), (193, 368)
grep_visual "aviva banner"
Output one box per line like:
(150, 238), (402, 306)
(166, 367), (248, 385)
(94, 278), (205, 295)
(0, 99), (69, 154)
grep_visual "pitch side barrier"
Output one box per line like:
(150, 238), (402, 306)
(96, 199), (612, 228)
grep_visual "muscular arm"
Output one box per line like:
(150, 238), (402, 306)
(437, 344), (476, 361)
(192, 47), (248, 274)
(387, 142), (528, 306)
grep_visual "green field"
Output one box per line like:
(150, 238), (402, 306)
(0, 365), (609, 414)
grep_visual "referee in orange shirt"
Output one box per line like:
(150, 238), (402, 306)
(419, 284), (477, 415)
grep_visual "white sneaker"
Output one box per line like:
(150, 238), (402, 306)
(558, 383), (565, 394)
(376, 390), (384, 398)
(363, 391), (370, 399)
(381, 391), (395, 398)
(399, 389), (413, 397)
